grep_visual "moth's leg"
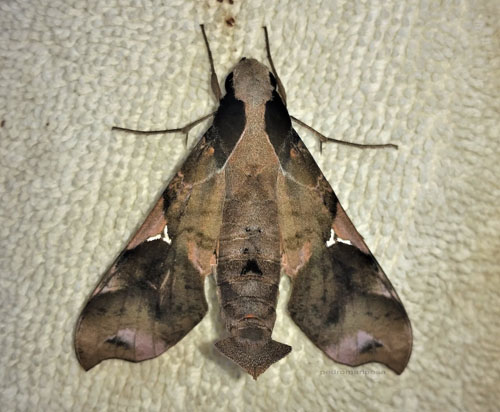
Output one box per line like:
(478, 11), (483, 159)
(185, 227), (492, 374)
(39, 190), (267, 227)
(200, 24), (222, 101)
(112, 111), (216, 146)
(263, 27), (287, 105)
(290, 115), (399, 153)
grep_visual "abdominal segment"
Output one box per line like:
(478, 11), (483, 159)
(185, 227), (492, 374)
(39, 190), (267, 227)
(216, 197), (281, 342)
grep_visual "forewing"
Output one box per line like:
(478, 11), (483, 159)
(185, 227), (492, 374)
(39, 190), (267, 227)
(75, 131), (226, 370)
(277, 130), (412, 374)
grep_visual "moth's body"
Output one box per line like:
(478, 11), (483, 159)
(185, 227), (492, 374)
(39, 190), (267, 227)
(215, 60), (287, 366)
(75, 36), (412, 380)
(217, 105), (281, 338)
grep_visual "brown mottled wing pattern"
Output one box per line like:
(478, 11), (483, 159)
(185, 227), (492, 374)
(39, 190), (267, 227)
(278, 130), (412, 374)
(75, 131), (225, 370)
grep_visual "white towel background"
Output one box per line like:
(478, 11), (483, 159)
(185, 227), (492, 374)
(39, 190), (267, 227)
(1, 0), (499, 410)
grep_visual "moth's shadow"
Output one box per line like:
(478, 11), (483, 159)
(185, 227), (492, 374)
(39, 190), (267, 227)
(197, 275), (246, 380)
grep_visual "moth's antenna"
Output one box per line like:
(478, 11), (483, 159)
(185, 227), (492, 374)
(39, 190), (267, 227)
(263, 27), (287, 105)
(200, 24), (222, 101)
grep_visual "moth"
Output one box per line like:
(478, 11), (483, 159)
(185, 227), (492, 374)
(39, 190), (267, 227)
(75, 25), (412, 379)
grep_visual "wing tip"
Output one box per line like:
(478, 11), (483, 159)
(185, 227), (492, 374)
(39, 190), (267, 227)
(74, 343), (100, 372)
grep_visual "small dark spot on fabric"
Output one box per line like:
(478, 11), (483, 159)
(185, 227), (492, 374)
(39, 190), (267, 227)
(46, 122), (49, 126)
(106, 336), (130, 349)
(225, 17), (235, 26)
(240, 259), (263, 276)
(243, 248), (249, 254)
(1, 120), (5, 127)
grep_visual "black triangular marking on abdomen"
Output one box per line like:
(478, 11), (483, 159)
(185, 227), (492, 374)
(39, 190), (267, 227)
(240, 259), (263, 276)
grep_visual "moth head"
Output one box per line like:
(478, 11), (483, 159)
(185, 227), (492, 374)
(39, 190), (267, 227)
(229, 57), (275, 106)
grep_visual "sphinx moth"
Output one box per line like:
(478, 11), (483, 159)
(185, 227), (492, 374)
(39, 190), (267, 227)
(75, 26), (412, 379)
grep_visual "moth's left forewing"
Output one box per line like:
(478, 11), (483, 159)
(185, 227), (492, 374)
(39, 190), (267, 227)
(75, 133), (226, 370)
(277, 130), (412, 374)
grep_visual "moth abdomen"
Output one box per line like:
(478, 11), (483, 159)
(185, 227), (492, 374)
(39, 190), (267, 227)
(215, 194), (289, 377)
(222, 299), (276, 336)
(214, 276), (291, 380)
(217, 278), (278, 303)
(216, 264), (280, 329)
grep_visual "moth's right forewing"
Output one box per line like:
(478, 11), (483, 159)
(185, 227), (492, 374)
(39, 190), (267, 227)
(278, 130), (412, 374)
(75, 132), (226, 370)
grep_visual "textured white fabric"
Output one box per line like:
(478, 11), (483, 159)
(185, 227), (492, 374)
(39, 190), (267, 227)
(1, 0), (499, 410)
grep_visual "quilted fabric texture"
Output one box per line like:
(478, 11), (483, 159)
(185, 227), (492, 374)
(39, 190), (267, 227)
(1, 0), (499, 410)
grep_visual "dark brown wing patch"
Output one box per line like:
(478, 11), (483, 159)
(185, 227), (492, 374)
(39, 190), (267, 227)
(76, 239), (207, 370)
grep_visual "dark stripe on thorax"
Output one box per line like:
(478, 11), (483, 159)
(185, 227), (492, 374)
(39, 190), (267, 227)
(210, 88), (246, 166)
(264, 90), (292, 159)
